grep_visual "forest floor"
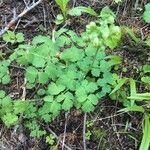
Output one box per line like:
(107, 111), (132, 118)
(0, 0), (150, 150)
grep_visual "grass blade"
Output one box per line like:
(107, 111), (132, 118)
(109, 78), (128, 95)
(118, 106), (145, 113)
(139, 114), (150, 150)
(128, 93), (150, 101)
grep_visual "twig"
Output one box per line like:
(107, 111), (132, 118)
(62, 112), (69, 150)
(23, 0), (30, 8)
(111, 117), (123, 149)
(23, 17), (37, 28)
(21, 78), (27, 100)
(95, 112), (127, 121)
(0, 0), (43, 36)
(0, 0), (3, 6)
(97, 135), (104, 150)
(10, 65), (25, 70)
(0, 44), (7, 49)
(83, 113), (87, 150)
(46, 126), (72, 150)
(12, 78), (27, 137)
(42, 2), (47, 29)
(134, 0), (139, 10)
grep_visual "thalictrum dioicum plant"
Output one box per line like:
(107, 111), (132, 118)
(0, 6), (121, 139)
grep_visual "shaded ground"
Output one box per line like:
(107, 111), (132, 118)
(0, 0), (149, 150)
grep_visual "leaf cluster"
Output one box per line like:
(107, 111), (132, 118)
(2, 30), (24, 44)
(84, 6), (121, 49)
(0, 7), (121, 139)
(0, 61), (11, 84)
(0, 90), (30, 127)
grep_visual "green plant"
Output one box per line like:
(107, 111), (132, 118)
(0, 7), (121, 139)
(46, 134), (55, 145)
(84, 6), (121, 49)
(122, 24), (150, 58)
(55, 0), (97, 24)
(25, 120), (46, 138)
(119, 80), (150, 150)
(141, 64), (150, 85)
(2, 30), (24, 44)
(0, 60), (11, 84)
(109, 74), (131, 106)
(86, 120), (94, 128)
(122, 26), (141, 44)
(110, 59), (150, 106)
(143, 3), (150, 23)
(85, 130), (92, 140)
(0, 90), (30, 127)
(140, 114), (150, 150)
(85, 120), (94, 141)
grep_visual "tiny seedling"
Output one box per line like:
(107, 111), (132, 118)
(46, 134), (55, 145)
(85, 130), (92, 140)
(2, 30), (24, 44)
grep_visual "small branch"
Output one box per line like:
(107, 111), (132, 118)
(23, 0), (30, 8)
(83, 113), (87, 150)
(62, 112), (69, 150)
(134, 0), (139, 10)
(96, 112), (126, 121)
(0, 0), (43, 36)
(46, 126), (72, 150)
(0, 43), (7, 49)
(21, 78), (27, 100)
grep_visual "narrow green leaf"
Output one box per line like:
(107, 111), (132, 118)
(128, 93), (150, 100)
(139, 114), (150, 150)
(123, 26), (141, 43)
(118, 106), (145, 113)
(110, 78), (128, 95)
(130, 79), (137, 96)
